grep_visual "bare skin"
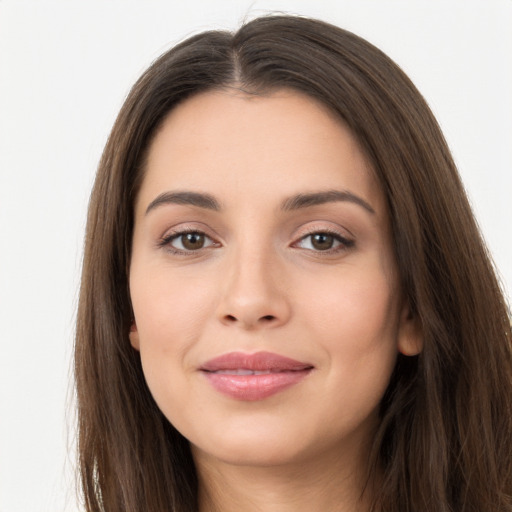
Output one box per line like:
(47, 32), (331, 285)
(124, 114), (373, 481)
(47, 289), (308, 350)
(129, 89), (421, 511)
(196, 428), (375, 512)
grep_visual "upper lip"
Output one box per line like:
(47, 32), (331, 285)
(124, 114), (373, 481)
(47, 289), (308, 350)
(200, 351), (313, 372)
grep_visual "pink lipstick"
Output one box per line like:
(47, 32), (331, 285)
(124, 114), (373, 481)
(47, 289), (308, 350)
(200, 351), (313, 401)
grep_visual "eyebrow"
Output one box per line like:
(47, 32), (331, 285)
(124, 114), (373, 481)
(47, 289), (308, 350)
(145, 191), (221, 215)
(281, 190), (375, 214)
(144, 189), (375, 216)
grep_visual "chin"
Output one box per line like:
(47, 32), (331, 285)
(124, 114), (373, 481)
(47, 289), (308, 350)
(193, 437), (309, 468)
(185, 414), (308, 466)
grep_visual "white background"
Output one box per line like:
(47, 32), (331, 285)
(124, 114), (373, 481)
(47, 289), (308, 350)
(0, 1), (510, 511)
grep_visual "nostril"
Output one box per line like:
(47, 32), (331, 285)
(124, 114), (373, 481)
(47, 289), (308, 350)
(222, 314), (277, 325)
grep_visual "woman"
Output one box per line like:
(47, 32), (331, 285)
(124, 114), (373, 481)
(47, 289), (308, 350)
(75, 14), (512, 512)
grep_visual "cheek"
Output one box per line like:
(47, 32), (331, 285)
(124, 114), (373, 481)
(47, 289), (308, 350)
(305, 258), (398, 333)
(129, 270), (218, 420)
(303, 266), (399, 391)
(129, 268), (219, 411)
(131, 268), (216, 347)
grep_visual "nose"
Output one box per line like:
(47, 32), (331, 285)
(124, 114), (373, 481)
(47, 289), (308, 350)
(216, 249), (291, 330)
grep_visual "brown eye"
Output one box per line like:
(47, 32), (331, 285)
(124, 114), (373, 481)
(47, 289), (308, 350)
(181, 232), (205, 250)
(163, 231), (216, 252)
(294, 231), (354, 253)
(310, 233), (334, 250)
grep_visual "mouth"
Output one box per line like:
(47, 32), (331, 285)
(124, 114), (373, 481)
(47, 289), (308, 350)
(200, 351), (314, 401)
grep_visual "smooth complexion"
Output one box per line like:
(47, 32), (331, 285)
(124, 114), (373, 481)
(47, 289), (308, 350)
(129, 90), (421, 512)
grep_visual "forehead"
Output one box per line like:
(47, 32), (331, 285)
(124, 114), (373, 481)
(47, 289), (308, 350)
(137, 89), (385, 216)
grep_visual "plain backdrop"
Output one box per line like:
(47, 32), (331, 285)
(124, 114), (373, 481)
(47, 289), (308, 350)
(0, 1), (511, 511)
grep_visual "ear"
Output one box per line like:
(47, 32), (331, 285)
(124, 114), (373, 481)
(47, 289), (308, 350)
(397, 302), (423, 356)
(129, 322), (140, 351)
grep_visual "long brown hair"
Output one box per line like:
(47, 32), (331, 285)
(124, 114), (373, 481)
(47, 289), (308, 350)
(75, 14), (512, 512)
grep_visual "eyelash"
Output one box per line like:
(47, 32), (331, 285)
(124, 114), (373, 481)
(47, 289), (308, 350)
(157, 230), (218, 255)
(157, 228), (355, 255)
(292, 228), (355, 254)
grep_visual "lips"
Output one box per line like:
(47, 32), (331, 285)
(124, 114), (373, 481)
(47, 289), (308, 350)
(200, 351), (313, 401)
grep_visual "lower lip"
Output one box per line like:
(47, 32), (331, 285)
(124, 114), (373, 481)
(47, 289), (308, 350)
(203, 370), (312, 401)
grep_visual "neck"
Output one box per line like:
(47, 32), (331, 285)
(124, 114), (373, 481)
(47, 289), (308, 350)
(194, 442), (376, 512)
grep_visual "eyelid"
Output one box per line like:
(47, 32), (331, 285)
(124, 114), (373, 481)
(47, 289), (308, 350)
(157, 223), (221, 254)
(155, 221), (354, 256)
(291, 224), (355, 253)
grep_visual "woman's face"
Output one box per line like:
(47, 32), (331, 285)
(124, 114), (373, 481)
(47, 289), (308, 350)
(129, 89), (420, 468)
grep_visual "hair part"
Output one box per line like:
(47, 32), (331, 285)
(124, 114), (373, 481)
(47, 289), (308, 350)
(75, 14), (512, 512)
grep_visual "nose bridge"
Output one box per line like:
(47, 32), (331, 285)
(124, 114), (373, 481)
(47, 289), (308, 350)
(218, 236), (290, 329)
